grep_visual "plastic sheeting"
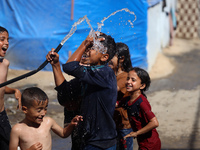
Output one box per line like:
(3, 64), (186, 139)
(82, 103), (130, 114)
(0, 0), (148, 71)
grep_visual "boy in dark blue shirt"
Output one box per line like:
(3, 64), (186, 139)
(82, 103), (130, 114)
(46, 32), (117, 149)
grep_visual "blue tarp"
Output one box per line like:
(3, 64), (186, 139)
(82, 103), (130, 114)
(0, 0), (148, 71)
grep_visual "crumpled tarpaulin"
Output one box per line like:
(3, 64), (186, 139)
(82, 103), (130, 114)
(0, 0), (148, 71)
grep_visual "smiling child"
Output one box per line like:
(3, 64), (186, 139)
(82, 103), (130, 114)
(9, 87), (82, 150)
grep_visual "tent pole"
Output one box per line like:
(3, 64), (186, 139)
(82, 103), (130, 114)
(71, 0), (74, 20)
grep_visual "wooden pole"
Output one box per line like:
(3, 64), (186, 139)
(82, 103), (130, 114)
(71, 0), (74, 20)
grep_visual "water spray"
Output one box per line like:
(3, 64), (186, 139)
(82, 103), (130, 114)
(95, 8), (136, 54)
(0, 16), (93, 88)
(0, 8), (136, 88)
(97, 8), (136, 31)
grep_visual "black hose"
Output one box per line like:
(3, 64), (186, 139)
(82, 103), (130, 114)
(0, 43), (63, 88)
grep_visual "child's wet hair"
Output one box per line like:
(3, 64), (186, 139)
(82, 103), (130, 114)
(129, 67), (151, 97)
(21, 87), (49, 108)
(98, 33), (116, 63)
(116, 42), (132, 72)
(0, 26), (8, 34)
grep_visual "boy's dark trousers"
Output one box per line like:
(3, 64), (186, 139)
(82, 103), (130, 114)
(0, 110), (11, 150)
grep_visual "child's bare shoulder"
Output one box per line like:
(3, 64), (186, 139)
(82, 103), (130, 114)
(0, 58), (9, 67)
(43, 116), (53, 121)
(2, 58), (9, 65)
(43, 116), (55, 124)
(11, 122), (26, 134)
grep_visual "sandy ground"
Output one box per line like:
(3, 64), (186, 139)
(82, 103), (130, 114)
(4, 38), (200, 149)
(147, 38), (200, 149)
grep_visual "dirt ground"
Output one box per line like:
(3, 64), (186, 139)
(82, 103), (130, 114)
(4, 38), (200, 149)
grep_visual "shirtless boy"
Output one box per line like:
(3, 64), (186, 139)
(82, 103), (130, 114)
(9, 87), (82, 150)
(0, 26), (21, 149)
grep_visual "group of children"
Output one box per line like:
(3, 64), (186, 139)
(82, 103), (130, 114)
(0, 26), (161, 150)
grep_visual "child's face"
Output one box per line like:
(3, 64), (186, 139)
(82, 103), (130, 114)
(80, 52), (90, 65)
(0, 31), (9, 57)
(85, 46), (105, 65)
(108, 55), (118, 71)
(126, 70), (144, 93)
(25, 99), (48, 125)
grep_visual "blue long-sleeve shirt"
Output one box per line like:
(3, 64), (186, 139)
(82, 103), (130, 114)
(63, 61), (117, 149)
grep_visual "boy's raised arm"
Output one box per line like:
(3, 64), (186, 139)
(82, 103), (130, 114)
(51, 115), (83, 138)
(66, 36), (93, 63)
(63, 115), (83, 137)
(46, 49), (65, 87)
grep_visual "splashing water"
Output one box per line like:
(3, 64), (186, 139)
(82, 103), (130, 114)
(61, 15), (94, 45)
(95, 8), (136, 54)
(97, 8), (137, 32)
(61, 8), (137, 54)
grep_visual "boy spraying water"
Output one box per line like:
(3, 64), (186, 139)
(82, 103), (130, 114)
(46, 32), (118, 149)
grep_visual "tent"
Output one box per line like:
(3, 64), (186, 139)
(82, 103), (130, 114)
(0, 0), (148, 71)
